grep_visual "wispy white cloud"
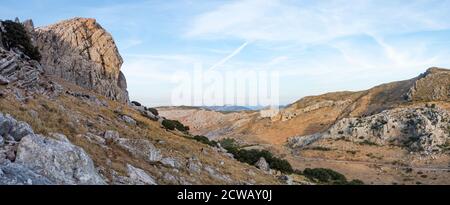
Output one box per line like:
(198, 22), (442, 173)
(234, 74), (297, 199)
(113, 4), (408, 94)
(208, 41), (250, 70)
(186, 0), (450, 43)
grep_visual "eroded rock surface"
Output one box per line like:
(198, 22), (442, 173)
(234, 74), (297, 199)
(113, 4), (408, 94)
(0, 112), (105, 185)
(289, 107), (450, 154)
(35, 18), (129, 103)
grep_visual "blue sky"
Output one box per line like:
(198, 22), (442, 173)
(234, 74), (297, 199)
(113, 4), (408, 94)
(2, 0), (450, 106)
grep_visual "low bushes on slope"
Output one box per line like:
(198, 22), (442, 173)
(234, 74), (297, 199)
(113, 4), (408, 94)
(162, 119), (189, 132)
(219, 138), (294, 174)
(189, 136), (364, 184)
(218, 139), (363, 184)
(193, 135), (218, 147)
(303, 168), (364, 185)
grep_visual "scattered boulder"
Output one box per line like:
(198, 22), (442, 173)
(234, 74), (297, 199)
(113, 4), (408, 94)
(162, 172), (178, 184)
(187, 156), (202, 174)
(110, 165), (157, 185)
(126, 164), (157, 185)
(121, 115), (136, 126)
(103, 130), (120, 142)
(114, 138), (162, 163)
(0, 112), (34, 141)
(161, 157), (182, 169)
(15, 134), (106, 185)
(204, 166), (232, 183)
(255, 157), (270, 172)
(141, 110), (158, 121)
(81, 133), (106, 145)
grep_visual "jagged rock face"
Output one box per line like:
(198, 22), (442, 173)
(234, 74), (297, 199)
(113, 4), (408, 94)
(16, 134), (106, 185)
(289, 107), (450, 154)
(0, 48), (44, 91)
(406, 67), (450, 102)
(0, 112), (105, 185)
(35, 18), (129, 103)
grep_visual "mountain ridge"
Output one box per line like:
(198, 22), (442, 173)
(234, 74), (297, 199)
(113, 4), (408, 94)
(158, 67), (450, 184)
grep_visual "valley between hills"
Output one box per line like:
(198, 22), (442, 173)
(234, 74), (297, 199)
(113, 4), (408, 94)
(0, 17), (449, 185)
(159, 67), (450, 185)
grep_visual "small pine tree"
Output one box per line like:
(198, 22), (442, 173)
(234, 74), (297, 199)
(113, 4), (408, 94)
(1, 20), (41, 61)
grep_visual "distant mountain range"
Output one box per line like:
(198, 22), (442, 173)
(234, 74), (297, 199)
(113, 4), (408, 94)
(202, 105), (286, 112)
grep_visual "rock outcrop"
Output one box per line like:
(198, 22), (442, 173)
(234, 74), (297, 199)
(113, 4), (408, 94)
(289, 107), (450, 154)
(255, 157), (270, 172)
(1, 17), (282, 185)
(0, 74), (9, 85)
(0, 47), (44, 92)
(16, 134), (106, 185)
(35, 18), (129, 103)
(0, 112), (105, 185)
(406, 67), (450, 102)
(113, 137), (163, 163)
(0, 112), (34, 141)
(0, 162), (53, 185)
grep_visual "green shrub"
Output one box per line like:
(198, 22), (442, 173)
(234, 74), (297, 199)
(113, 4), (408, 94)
(268, 156), (294, 174)
(303, 168), (347, 183)
(359, 140), (378, 146)
(219, 138), (238, 150)
(162, 119), (189, 132)
(308, 146), (333, 151)
(193, 135), (218, 147)
(302, 168), (365, 185)
(1, 20), (41, 61)
(218, 138), (293, 174)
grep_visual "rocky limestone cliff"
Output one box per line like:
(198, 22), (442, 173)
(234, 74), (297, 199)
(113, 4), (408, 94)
(288, 107), (450, 155)
(35, 18), (129, 103)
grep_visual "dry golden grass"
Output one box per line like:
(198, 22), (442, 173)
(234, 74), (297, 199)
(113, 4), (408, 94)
(0, 80), (280, 185)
